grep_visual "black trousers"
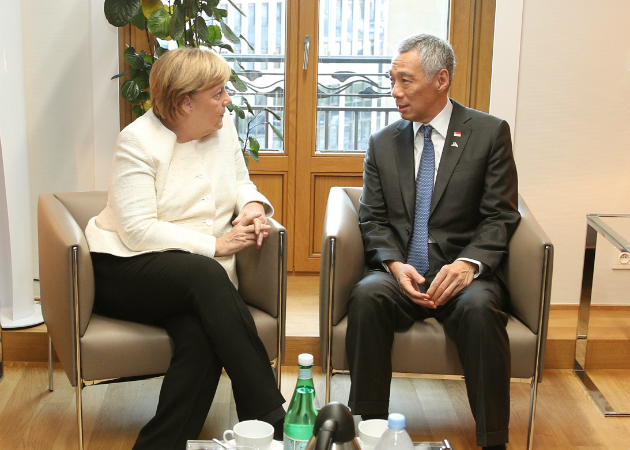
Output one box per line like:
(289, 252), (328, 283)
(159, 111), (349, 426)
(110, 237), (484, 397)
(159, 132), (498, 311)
(91, 251), (285, 450)
(346, 246), (510, 447)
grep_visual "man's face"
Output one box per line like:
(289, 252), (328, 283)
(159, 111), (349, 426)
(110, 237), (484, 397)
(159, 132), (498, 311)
(390, 50), (447, 124)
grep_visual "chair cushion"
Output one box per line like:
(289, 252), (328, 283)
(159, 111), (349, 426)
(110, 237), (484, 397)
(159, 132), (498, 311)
(331, 314), (538, 379)
(80, 314), (173, 382)
(80, 306), (278, 382)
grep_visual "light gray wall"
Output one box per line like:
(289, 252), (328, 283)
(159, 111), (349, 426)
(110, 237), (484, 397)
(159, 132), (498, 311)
(22, 0), (119, 278)
(513, 0), (630, 304)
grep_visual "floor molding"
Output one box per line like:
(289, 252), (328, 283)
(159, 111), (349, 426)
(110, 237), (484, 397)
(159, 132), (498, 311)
(4, 303), (630, 369)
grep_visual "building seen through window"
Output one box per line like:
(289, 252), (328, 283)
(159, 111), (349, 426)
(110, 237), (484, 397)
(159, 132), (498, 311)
(159, 0), (448, 153)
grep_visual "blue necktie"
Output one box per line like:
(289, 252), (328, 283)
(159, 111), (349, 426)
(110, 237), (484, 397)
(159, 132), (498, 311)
(407, 125), (434, 275)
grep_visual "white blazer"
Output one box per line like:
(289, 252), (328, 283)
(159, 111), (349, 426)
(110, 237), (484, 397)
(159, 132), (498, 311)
(85, 108), (272, 287)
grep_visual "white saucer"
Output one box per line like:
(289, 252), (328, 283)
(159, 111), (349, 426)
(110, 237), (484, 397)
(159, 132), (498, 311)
(225, 439), (284, 450)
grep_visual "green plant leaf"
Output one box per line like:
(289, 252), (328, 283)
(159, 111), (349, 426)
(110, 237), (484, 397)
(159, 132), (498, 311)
(130, 7), (146, 30)
(124, 47), (145, 69)
(269, 123), (284, 142)
(104, 0), (141, 27)
(247, 137), (260, 161)
(263, 107), (281, 121)
(226, 103), (235, 112)
(216, 42), (234, 53)
(219, 20), (240, 44)
(121, 80), (141, 102)
(142, 0), (162, 19)
(248, 136), (260, 152)
(201, 2), (213, 17)
(132, 71), (150, 90)
(231, 104), (245, 119)
(111, 71), (129, 80)
(205, 0), (220, 9)
(207, 25), (221, 44)
(227, 57), (245, 71)
(212, 7), (228, 19)
(225, 0), (245, 16)
(169, 5), (186, 41)
(243, 153), (250, 166)
(148, 8), (172, 39)
(239, 34), (255, 51)
(195, 17), (210, 42)
(243, 97), (254, 115)
(183, 0), (199, 17)
(156, 46), (169, 57)
(132, 104), (146, 117)
(230, 71), (247, 92)
(139, 91), (152, 101)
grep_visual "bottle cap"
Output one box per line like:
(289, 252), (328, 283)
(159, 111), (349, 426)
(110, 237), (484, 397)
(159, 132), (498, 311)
(388, 413), (406, 430)
(298, 353), (314, 366)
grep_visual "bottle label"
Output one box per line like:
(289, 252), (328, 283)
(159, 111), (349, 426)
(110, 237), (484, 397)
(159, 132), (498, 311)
(284, 434), (309, 450)
(298, 367), (312, 380)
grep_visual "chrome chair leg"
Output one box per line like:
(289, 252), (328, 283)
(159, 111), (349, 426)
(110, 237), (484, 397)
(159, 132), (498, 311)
(526, 376), (540, 450)
(276, 359), (282, 391)
(325, 359), (332, 404)
(48, 336), (54, 392)
(76, 383), (84, 450)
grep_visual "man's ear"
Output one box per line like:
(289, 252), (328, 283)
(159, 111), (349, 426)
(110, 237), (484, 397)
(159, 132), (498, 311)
(436, 68), (450, 93)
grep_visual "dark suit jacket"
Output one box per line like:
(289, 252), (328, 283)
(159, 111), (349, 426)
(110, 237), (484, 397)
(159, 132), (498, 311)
(359, 99), (520, 282)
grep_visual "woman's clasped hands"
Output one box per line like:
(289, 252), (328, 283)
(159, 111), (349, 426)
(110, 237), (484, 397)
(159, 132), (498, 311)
(215, 202), (271, 256)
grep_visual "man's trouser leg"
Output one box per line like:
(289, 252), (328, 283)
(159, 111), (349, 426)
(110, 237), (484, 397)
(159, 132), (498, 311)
(437, 279), (511, 447)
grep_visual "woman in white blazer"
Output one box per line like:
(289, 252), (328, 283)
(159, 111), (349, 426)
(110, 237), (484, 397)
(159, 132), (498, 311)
(85, 47), (285, 450)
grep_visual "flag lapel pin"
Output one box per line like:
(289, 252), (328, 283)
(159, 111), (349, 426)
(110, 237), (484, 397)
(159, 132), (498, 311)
(454, 131), (462, 137)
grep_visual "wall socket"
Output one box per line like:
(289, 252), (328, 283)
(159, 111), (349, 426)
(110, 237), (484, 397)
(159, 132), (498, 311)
(612, 247), (630, 269)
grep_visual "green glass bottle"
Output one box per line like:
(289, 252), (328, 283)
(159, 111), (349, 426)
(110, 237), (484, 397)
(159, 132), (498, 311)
(284, 353), (319, 450)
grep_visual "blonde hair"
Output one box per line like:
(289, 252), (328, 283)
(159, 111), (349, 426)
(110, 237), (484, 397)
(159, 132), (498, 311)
(150, 47), (232, 122)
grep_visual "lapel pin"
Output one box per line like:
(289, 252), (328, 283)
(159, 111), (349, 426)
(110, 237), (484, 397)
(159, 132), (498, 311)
(454, 132), (462, 137)
(451, 142), (458, 147)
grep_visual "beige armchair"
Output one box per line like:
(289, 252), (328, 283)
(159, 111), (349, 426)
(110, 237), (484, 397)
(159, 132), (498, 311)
(319, 187), (553, 450)
(38, 191), (287, 450)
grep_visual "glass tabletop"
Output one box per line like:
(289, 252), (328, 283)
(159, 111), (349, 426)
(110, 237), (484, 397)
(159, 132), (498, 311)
(587, 214), (630, 252)
(413, 440), (453, 450)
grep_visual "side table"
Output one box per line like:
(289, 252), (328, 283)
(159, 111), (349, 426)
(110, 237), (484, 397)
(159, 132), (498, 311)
(575, 214), (630, 416)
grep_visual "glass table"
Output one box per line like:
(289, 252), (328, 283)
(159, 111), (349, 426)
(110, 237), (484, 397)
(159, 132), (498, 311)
(414, 440), (453, 449)
(575, 214), (630, 416)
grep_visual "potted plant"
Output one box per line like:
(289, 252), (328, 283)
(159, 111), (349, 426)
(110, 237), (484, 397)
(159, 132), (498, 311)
(104, 0), (283, 164)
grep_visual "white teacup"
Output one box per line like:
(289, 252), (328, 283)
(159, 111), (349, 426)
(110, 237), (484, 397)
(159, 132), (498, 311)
(357, 419), (388, 450)
(223, 420), (274, 450)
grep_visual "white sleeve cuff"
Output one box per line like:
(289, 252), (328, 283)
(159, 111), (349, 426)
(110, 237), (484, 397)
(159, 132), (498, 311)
(456, 258), (485, 278)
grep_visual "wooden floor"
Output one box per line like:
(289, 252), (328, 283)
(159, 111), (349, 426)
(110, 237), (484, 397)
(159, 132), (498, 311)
(1, 363), (630, 449)
(5, 275), (630, 368)
(2, 275), (630, 448)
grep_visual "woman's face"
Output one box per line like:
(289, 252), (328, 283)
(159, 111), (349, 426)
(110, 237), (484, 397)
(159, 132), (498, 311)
(187, 82), (232, 138)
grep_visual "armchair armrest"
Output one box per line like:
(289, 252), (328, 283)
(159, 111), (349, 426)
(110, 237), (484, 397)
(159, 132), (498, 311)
(505, 196), (554, 337)
(38, 193), (96, 386)
(319, 187), (366, 371)
(236, 218), (287, 319)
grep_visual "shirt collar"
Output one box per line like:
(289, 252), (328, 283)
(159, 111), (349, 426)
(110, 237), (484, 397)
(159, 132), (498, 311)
(412, 99), (453, 139)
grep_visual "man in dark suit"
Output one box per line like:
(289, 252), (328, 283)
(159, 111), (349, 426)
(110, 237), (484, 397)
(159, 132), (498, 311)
(346, 34), (520, 450)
